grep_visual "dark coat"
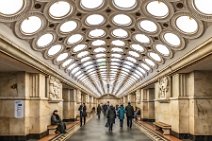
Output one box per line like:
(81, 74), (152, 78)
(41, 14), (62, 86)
(107, 106), (116, 123)
(97, 105), (102, 115)
(125, 105), (134, 118)
(51, 114), (61, 125)
(78, 105), (87, 117)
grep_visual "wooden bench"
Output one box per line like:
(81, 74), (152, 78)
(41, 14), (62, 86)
(153, 122), (171, 135)
(47, 125), (58, 135)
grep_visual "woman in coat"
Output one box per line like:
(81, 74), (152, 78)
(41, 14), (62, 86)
(107, 105), (116, 132)
(117, 104), (125, 128)
(97, 104), (102, 119)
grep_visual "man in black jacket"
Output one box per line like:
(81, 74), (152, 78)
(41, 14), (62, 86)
(125, 102), (134, 129)
(51, 110), (66, 133)
(78, 103), (87, 127)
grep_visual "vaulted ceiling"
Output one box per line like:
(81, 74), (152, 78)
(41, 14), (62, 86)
(0, 0), (212, 97)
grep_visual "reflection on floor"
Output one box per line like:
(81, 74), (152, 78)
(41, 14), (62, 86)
(67, 115), (152, 141)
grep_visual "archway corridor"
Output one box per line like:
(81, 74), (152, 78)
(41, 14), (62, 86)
(0, 0), (212, 141)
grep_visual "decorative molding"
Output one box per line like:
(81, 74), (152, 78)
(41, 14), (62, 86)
(49, 76), (62, 102)
(157, 76), (171, 102)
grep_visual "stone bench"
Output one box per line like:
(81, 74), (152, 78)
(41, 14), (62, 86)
(47, 125), (58, 135)
(153, 122), (171, 135)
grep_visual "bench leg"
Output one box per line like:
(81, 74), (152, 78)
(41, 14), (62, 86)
(162, 129), (170, 135)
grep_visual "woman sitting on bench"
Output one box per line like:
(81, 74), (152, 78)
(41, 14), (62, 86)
(51, 110), (67, 134)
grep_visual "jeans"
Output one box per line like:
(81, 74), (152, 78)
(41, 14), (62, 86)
(127, 117), (133, 128)
(80, 116), (86, 126)
(120, 119), (124, 128)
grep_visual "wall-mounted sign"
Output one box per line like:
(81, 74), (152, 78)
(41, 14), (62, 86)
(15, 100), (24, 118)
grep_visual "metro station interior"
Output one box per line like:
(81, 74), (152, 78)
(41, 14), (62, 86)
(0, 0), (211, 141)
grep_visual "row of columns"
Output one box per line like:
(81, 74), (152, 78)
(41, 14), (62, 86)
(0, 72), (97, 140)
(123, 71), (212, 140)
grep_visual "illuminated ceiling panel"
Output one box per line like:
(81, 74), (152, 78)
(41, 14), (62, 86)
(0, 0), (209, 97)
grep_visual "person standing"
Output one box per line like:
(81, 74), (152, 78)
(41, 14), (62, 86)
(107, 105), (116, 132)
(51, 110), (66, 134)
(125, 102), (134, 129)
(117, 104), (125, 128)
(97, 104), (102, 119)
(78, 103), (87, 127)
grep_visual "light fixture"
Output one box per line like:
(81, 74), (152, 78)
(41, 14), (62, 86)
(130, 44), (144, 52)
(0, 0), (24, 15)
(80, 0), (104, 10)
(86, 14), (105, 26)
(62, 59), (73, 67)
(89, 29), (105, 38)
(149, 52), (161, 62)
(48, 44), (62, 56)
(111, 40), (125, 46)
(92, 40), (106, 46)
(67, 34), (83, 45)
(94, 47), (106, 53)
(113, 14), (132, 26)
(21, 16), (42, 35)
(77, 51), (89, 58)
(155, 44), (170, 56)
(163, 32), (181, 47)
(139, 20), (158, 33)
(112, 28), (128, 38)
(37, 33), (54, 48)
(134, 34), (150, 44)
(129, 51), (140, 58)
(176, 16), (198, 34)
(144, 58), (155, 67)
(60, 20), (77, 33)
(146, 1), (169, 18)
(193, 0), (212, 15)
(49, 1), (72, 19)
(56, 53), (68, 62)
(141, 63), (151, 71)
(111, 47), (123, 52)
(73, 44), (87, 52)
(113, 0), (137, 10)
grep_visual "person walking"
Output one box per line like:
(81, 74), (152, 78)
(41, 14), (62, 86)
(78, 103), (87, 127)
(51, 110), (66, 134)
(107, 105), (116, 132)
(117, 104), (125, 128)
(125, 102), (134, 129)
(97, 104), (102, 119)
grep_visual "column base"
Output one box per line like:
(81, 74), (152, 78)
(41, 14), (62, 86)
(0, 131), (48, 141)
(171, 131), (212, 141)
(63, 118), (78, 122)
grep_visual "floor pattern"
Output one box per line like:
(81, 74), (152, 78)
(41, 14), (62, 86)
(67, 115), (152, 141)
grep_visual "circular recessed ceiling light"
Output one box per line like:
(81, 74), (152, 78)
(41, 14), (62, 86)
(111, 53), (122, 58)
(112, 40), (125, 46)
(21, 16), (42, 35)
(80, 0), (104, 10)
(139, 20), (157, 33)
(60, 20), (77, 33)
(126, 56), (137, 63)
(176, 16), (198, 34)
(144, 58), (155, 67)
(112, 28), (128, 38)
(89, 29), (105, 38)
(146, 1), (169, 17)
(193, 0), (212, 15)
(155, 44), (170, 56)
(67, 34), (83, 45)
(149, 52), (161, 62)
(73, 44), (87, 52)
(92, 40), (106, 46)
(129, 51), (140, 58)
(49, 1), (72, 19)
(141, 63), (151, 71)
(86, 14), (105, 26)
(77, 51), (89, 58)
(113, 0), (137, 10)
(164, 32), (181, 47)
(113, 14), (132, 26)
(0, 0), (24, 15)
(134, 34), (150, 44)
(96, 53), (106, 58)
(81, 56), (91, 62)
(111, 47), (123, 52)
(131, 44), (144, 52)
(62, 59), (73, 67)
(56, 53), (68, 62)
(48, 44), (62, 56)
(94, 47), (106, 53)
(37, 33), (54, 48)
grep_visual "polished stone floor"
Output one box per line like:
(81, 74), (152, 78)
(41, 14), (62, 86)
(67, 115), (152, 141)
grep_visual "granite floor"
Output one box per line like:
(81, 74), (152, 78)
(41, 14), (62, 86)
(67, 115), (152, 141)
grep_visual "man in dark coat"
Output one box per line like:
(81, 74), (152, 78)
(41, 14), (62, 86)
(107, 105), (116, 132)
(97, 104), (102, 119)
(51, 110), (66, 133)
(125, 102), (134, 129)
(78, 103), (87, 127)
